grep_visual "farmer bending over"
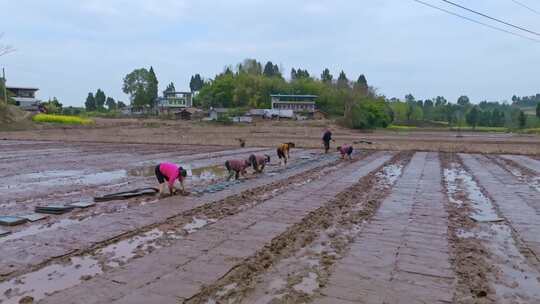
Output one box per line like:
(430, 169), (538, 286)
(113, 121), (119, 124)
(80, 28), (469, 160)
(225, 159), (250, 180)
(277, 142), (295, 166)
(249, 154), (270, 173)
(155, 162), (187, 196)
(337, 145), (354, 160)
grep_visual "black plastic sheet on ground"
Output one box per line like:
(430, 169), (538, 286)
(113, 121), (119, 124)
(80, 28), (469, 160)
(94, 187), (159, 202)
(35, 205), (75, 215)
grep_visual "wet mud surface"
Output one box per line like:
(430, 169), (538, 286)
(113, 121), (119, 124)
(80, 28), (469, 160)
(195, 152), (413, 304)
(443, 153), (540, 304)
(1, 139), (539, 304)
(0, 141), (356, 303)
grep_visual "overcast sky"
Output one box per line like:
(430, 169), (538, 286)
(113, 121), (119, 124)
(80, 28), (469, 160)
(1, 0), (539, 106)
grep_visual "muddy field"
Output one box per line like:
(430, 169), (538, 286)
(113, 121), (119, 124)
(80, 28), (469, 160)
(0, 136), (539, 304)
(1, 118), (539, 154)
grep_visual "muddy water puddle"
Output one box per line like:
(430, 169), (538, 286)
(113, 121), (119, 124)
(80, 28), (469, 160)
(444, 164), (501, 222)
(0, 219), (85, 244)
(0, 169), (127, 196)
(128, 164), (228, 183)
(445, 161), (540, 303)
(0, 256), (102, 304)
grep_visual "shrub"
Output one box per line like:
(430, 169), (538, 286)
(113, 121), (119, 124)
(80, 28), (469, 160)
(350, 99), (392, 129)
(216, 114), (233, 125)
(32, 114), (94, 125)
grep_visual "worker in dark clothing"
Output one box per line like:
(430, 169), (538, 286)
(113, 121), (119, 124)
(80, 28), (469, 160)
(322, 129), (334, 153)
(249, 154), (270, 173)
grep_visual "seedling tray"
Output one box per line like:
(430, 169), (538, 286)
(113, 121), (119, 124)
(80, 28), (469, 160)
(0, 216), (27, 226)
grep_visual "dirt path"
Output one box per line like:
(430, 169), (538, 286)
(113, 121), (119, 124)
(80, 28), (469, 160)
(312, 152), (455, 304)
(31, 153), (394, 304)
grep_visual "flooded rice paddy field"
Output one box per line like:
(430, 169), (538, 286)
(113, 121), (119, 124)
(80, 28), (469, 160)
(0, 140), (539, 304)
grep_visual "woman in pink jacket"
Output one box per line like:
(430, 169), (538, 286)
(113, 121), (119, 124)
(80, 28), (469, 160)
(155, 162), (188, 196)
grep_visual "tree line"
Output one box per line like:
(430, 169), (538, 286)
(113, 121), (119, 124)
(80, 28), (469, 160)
(389, 94), (539, 129)
(84, 89), (125, 112)
(195, 58), (392, 129)
(80, 59), (540, 130)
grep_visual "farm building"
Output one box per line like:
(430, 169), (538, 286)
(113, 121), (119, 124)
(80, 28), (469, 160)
(157, 91), (192, 115)
(246, 109), (266, 121)
(270, 94), (317, 114)
(208, 108), (229, 120)
(6, 86), (41, 111)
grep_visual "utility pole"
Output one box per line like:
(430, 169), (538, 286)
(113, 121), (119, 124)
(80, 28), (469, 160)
(2, 68), (7, 104)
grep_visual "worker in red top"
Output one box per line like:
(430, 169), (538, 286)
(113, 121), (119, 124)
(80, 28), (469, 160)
(155, 162), (188, 196)
(337, 145), (354, 160)
(249, 154), (270, 173)
(225, 159), (251, 180)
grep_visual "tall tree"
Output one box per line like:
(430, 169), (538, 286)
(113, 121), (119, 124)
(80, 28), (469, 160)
(164, 82), (176, 94)
(518, 110), (527, 129)
(321, 68), (333, 84)
(434, 96), (447, 107)
(273, 64), (281, 78)
(239, 59), (262, 75)
(290, 68), (297, 80)
(95, 89), (106, 110)
(536, 102), (540, 119)
(148, 66), (159, 107)
(457, 95), (470, 106)
(85, 93), (96, 111)
(466, 106), (480, 129)
(337, 71), (349, 89)
(123, 68), (152, 106)
(405, 94), (416, 104)
(190, 74), (204, 92)
(354, 74), (368, 96)
(492, 108), (505, 127)
(106, 97), (116, 111)
(263, 61), (276, 77)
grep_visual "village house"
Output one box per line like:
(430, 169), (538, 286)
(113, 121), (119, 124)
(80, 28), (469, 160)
(7, 86), (41, 111)
(156, 91), (193, 115)
(270, 94), (317, 114)
(207, 108), (229, 120)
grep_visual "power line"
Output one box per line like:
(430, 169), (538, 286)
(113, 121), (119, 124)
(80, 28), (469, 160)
(510, 0), (540, 15)
(440, 0), (540, 36)
(412, 0), (540, 43)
